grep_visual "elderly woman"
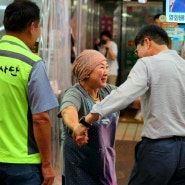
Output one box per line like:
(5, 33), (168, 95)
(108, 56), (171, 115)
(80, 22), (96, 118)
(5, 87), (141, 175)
(58, 49), (119, 185)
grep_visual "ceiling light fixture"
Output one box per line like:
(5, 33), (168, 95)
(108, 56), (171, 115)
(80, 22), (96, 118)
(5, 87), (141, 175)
(138, 0), (147, 3)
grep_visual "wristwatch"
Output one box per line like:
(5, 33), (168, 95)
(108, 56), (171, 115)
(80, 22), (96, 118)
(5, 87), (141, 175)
(79, 116), (92, 128)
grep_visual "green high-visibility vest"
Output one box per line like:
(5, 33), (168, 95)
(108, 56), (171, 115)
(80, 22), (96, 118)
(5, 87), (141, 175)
(0, 35), (42, 163)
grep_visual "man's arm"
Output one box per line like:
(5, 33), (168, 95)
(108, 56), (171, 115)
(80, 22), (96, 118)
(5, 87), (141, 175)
(85, 60), (149, 124)
(32, 111), (55, 185)
(85, 113), (99, 124)
(103, 42), (117, 60)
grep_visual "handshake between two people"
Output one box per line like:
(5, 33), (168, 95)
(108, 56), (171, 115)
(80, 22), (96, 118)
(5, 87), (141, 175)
(72, 113), (99, 146)
(72, 123), (89, 146)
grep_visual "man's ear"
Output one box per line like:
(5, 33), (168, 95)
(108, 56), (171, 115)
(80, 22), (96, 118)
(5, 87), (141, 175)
(29, 22), (35, 35)
(144, 37), (152, 49)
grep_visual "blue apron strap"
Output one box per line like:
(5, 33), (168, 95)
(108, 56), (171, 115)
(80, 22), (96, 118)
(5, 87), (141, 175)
(74, 84), (92, 112)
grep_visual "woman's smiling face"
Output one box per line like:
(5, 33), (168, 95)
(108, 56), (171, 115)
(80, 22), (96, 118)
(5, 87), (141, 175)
(88, 60), (109, 88)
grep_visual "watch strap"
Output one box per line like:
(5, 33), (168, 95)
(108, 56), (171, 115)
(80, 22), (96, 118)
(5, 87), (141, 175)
(79, 116), (91, 128)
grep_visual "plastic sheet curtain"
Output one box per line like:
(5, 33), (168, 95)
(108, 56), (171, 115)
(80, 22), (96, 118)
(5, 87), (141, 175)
(74, 0), (98, 55)
(40, 0), (71, 184)
(40, 0), (71, 92)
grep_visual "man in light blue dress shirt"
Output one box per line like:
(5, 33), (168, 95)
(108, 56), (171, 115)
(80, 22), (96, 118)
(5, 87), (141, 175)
(81, 24), (185, 185)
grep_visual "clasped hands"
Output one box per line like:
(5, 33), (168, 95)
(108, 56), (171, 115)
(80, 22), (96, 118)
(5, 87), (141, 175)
(72, 123), (89, 146)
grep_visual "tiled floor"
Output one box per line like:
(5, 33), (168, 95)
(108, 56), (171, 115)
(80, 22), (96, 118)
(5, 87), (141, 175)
(115, 108), (143, 185)
(116, 122), (143, 141)
(116, 108), (143, 142)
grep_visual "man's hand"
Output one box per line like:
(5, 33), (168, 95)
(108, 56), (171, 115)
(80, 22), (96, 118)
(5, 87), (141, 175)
(41, 163), (55, 185)
(32, 112), (55, 185)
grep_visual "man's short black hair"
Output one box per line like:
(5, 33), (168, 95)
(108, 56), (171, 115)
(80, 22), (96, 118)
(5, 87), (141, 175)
(3, 0), (40, 33)
(134, 24), (169, 47)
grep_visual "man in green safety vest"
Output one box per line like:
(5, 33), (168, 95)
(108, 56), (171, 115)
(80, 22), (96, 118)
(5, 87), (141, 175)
(0, 1), (59, 185)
